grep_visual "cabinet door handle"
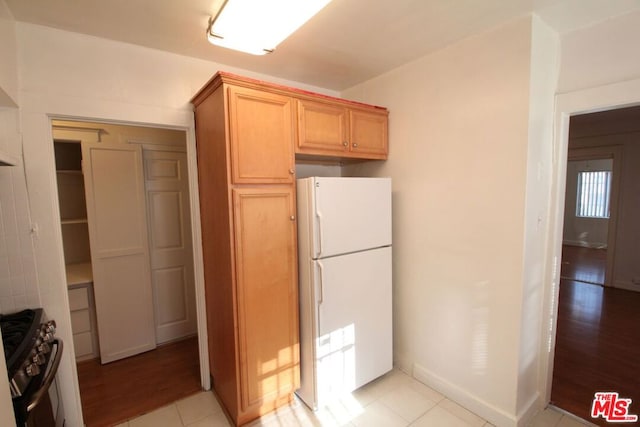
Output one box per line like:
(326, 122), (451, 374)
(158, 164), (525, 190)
(352, 142), (359, 148)
(290, 215), (295, 221)
(289, 169), (295, 175)
(342, 141), (348, 147)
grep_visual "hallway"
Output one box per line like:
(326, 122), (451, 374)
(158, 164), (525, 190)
(551, 246), (640, 425)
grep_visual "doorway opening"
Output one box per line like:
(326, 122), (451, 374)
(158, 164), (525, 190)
(52, 119), (201, 425)
(550, 107), (640, 424)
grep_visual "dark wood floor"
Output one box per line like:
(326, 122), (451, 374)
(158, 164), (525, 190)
(551, 246), (640, 425)
(77, 336), (201, 426)
(560, 244), (606, 285)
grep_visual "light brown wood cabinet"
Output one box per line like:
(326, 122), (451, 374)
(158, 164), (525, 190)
(192, 73), (299, 426)
(349, 108), (389, 158)
(191, 72), (388, 425)
(296, 99), (349, 155)
(228, 86), (296, 184)
(296, 98), (388, 159)
(232, 188), (299, 412)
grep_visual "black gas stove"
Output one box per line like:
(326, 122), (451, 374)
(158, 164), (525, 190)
(1, 308), (63, 426)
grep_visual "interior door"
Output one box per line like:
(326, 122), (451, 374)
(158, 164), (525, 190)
(143, 149), (197, 344)
(82, 142), (156, 363)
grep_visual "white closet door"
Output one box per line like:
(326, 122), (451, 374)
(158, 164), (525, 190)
(82, 142), (156, 363)
(143, 149), (197, 344)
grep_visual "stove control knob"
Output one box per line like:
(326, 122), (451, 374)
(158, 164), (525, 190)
(40, 331), (54, 342)
(33, 353), (46, 365)
(44, 321), (56, 334)
(25, 363), (41, 377)
(37, 342), (51, 354)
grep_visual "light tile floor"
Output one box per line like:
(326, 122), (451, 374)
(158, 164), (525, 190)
(115, 369), (595, 427)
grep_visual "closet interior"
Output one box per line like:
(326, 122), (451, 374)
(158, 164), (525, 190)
(53, 120), (198, 364)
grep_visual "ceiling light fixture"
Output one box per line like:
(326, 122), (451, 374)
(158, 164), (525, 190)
(207, 0), (333, 55)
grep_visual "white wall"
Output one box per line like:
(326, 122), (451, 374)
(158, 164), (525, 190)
(558, 10), (640, 93)
(13, 22), (339, 427)
(342, 16), (556, 426)
(0, 108), (35, 427)
(0, 0), (18, 107)
(295, 162), (342, 178)
(516, 16), (559, 423)
(0, 5), (37, 425)
(0, 154), (40, 427)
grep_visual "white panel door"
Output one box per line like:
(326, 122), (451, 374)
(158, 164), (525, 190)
(82, 142), (156, 363)
(312, 177), (392, 258)
(143, 150), (197, 344)
(315, 246), (392, 403)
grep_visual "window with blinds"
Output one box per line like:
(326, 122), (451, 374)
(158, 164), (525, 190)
(576, 170), (611, 218)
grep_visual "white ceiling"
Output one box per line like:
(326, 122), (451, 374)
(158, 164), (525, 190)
(5, 0), (640, 90)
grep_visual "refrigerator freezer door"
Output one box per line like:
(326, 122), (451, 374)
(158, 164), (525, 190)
(315, 246), (392, 405)
(312, 177), (391, 259)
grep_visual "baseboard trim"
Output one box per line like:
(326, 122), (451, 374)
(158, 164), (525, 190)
(613, 280), (640, 292)
(517, 393), (542, 427)
(412, 363), (530, 427)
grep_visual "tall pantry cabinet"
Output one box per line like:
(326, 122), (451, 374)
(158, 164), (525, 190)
(192, 74), (300, 426)
(192, 72), (389, 426)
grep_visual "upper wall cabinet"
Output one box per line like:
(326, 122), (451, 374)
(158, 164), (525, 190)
(296, 98), (388, 160)
(195, 71), (389, 164)
(296, 99), (349, 155)
(349, 108), (388, 158)
(228, 85), (296, 184)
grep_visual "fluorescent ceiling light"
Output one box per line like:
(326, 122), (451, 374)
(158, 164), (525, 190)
(207, 0), (333, 55)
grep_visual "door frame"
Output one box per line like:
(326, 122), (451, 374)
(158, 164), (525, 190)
(566, 146), (622, 287)
(540, 77), (640, 406)
(47, 116), (210, 424)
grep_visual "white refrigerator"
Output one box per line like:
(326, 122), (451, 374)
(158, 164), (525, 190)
(296, 177), (393, 410)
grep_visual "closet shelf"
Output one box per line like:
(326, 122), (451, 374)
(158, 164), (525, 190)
(66, 262), (93, 287)
(56, 169), (83, 175)
(61, 218), (88, 225)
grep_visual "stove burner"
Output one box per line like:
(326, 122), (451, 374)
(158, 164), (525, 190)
(1, 309), (37, 362)
(1, 308), (44, 383)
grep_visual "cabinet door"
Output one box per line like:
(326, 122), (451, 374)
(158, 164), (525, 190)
(232, 187), (300, 413)
(228, 86), (295, 184)
(349, 109), (389, 159)
(296, 99), (349, 155)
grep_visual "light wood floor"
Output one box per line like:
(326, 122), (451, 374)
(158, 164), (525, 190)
(551, 245), (640, 425)
(77, 336), (201, 427)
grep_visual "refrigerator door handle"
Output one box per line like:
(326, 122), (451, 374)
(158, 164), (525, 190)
(315, 211), (323, 258)
(316, 261), (324, 305)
